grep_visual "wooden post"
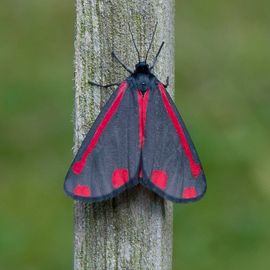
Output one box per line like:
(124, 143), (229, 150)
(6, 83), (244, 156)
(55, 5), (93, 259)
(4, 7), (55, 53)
(73, 0), (174, 269)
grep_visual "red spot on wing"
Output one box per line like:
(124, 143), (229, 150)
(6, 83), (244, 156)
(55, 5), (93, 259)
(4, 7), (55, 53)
(151, 170), (168, 190)
(182, 186), (197, 199)
(158, 83), (201, 178)
(112, 168), (129, 188)
(73, 185), (91, 197)
(72, 82), (128, 175)
(137, 89), (150, 148)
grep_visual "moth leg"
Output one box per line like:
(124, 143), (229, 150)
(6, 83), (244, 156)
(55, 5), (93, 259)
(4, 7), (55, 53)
(163, 76), (169, 88)
(88, 81), (120, 88)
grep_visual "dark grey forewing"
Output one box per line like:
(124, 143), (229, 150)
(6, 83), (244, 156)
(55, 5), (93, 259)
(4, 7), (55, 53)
(64, 81), (141, 202)
(142, 82), (206, 202)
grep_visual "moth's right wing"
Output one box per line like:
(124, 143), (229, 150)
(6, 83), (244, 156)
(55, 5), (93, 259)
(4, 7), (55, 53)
(64, 81), (141, 202)
(142, 82), (206, 202)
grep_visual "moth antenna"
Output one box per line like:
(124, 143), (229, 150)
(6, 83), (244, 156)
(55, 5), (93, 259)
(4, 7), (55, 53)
(150, 41), (165, 70)
(128, 23), (141, 62)
(145, 22), (158, 62)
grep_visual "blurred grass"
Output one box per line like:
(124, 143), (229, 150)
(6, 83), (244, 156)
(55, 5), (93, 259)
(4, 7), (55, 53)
(0, 0), (270, 269)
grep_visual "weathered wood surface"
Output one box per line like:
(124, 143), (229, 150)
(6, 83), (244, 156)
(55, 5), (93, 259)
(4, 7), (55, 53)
(73, 0), (175, 269)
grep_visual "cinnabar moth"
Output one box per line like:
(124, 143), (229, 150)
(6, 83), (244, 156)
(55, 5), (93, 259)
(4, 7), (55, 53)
(64, 24), (206, 203)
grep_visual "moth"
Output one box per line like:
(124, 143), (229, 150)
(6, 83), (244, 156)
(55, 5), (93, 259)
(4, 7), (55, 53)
(64, 24), (207, 203)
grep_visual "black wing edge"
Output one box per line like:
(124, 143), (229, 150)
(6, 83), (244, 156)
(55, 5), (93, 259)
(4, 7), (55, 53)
(63, 178), (140, 203)
(140, 173), (207, 203)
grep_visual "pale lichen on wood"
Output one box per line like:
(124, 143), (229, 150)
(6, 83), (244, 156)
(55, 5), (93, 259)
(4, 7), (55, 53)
(73, 0), (175, 269)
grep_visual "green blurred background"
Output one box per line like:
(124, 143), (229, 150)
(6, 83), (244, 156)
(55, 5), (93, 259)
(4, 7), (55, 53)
(1, 0), (270, 269)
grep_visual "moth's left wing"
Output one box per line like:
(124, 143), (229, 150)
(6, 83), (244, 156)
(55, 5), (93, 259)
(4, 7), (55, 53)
(64, 81), (141, 202)
(142, 82), (206, 202)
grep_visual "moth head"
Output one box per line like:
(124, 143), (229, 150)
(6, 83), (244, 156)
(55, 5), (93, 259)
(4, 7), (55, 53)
(135, 61), (150, 74)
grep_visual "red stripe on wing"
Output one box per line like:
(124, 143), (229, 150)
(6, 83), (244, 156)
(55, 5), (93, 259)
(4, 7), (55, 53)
(72, 81), (128, 175)
(137, 89), (150, 148)
(158, 83), (201, 178)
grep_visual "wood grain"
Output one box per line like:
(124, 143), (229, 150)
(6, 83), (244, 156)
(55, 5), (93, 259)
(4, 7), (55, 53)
(73, 0), (175, 269)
